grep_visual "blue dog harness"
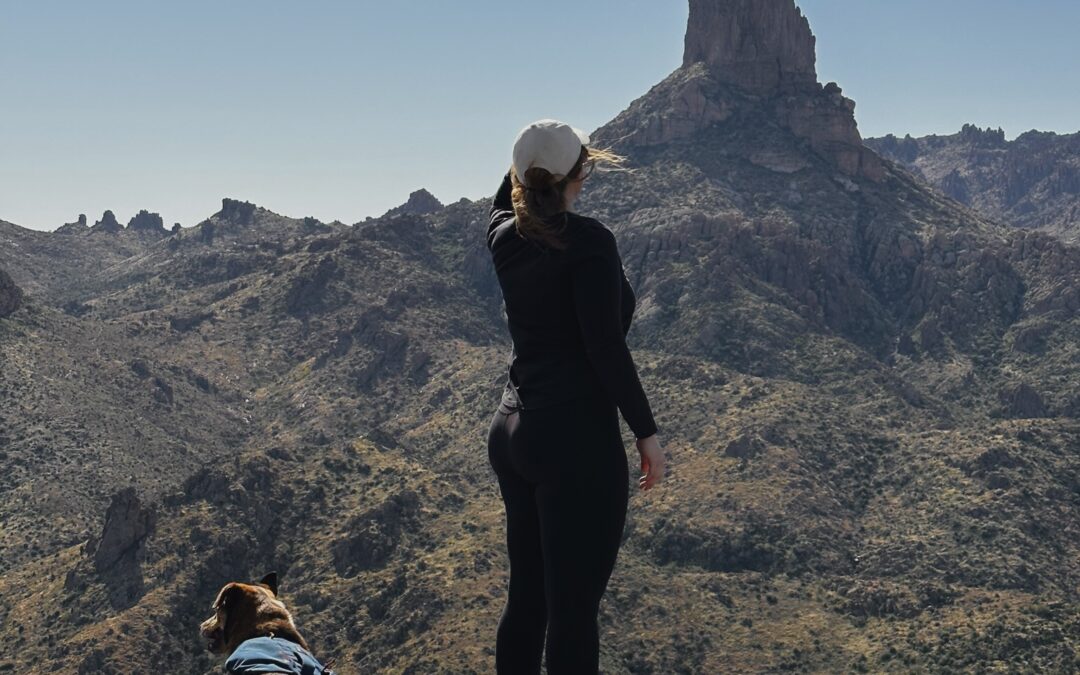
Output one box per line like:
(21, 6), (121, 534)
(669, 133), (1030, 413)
(225, 636), (335, 674)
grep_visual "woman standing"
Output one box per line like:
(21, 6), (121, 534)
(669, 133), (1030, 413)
(486, 119), (666, 674)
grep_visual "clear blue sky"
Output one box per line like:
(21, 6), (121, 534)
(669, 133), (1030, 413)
(3, 1), (1078, 232)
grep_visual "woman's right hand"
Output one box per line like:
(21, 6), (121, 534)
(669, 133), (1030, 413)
(636, 434), (665, 491)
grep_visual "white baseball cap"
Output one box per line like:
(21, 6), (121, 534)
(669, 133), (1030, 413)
(512, 119), (590, 186)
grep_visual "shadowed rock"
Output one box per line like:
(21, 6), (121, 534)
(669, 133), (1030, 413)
(0, 268), (22, 317)
(91, 209), (123, 233)
(127, 209), (168, 235)
(284, 255), (341, 316)
(383, 189), (444, 218)
(83, 487), (157, 608)
(997, 382), (1049, 419)
(220, 198), (257, 225)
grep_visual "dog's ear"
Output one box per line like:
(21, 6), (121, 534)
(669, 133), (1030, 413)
(214, 582), (243, 611)
(218, 584), (246, 647)
(259, 571), (279, 596)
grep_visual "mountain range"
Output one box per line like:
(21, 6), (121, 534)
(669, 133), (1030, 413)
(1, 0), (1078, 672)
(867, 125), (1080, 245)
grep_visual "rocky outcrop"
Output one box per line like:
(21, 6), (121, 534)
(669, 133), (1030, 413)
(384, 189), (444, 218)
(284, 254), (341, 316)
(219, 198), (257, 225)
(82, 487), (156, 608)
(0, 268), (22, 317)
(683, 0), (816, 94)
(127, 209), (168, 235)
(596, 0), (883, 181)
(88, 487), (156, 571)
(724, 431), (766, 459)
(55, 213), (89, 234)
(996, 382), (1049, 419)
(593, 63), (736, 148)
(776, 80), (884, 180)
(91, 209), (123, 233)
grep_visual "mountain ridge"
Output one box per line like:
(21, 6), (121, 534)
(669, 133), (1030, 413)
(867, 124), (1080, 245)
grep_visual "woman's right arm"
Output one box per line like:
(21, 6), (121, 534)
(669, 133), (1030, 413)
(487, 168), (514, 250)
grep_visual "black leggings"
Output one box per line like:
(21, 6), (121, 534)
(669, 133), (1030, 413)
(486, 394), (629, 674)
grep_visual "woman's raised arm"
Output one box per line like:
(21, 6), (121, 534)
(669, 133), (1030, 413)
(487, 168), (515, 249)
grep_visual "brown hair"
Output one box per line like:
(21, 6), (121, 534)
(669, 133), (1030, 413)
(510, 145), (631, 250)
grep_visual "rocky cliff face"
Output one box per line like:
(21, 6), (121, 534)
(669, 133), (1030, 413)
(867, 124), (1080, 244)
(219, 197), (257, 225)
(683, 0), (817, 94)
(600, 0), (883, 181)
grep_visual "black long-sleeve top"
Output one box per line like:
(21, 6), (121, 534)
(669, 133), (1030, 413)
(487, 170), (658, 439)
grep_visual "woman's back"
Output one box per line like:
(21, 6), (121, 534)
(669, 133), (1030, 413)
(487, 170), (657, 440)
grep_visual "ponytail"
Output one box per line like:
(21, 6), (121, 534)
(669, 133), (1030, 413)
(510, 144), (632, 250)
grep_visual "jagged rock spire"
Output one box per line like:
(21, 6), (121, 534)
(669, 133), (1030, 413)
(684, 0), (817, 94)
(91, 209), (123, 233)
(595, 0), (884, 180)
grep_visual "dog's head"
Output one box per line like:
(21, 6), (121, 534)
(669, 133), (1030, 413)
(199, 571), (308, 655)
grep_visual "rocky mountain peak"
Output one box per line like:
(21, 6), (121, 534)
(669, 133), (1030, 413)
(683, 0), (817, 94)
(383, 189), (444, 218)
(959, 123), (1007, 146)
(91, 209), (123, 234)
(595, 0), (883, 181)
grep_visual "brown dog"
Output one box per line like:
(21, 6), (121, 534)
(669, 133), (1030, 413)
(200, 572), (336, 674)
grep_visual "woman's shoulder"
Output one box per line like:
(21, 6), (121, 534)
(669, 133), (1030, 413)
(565, 214), (617, 251)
